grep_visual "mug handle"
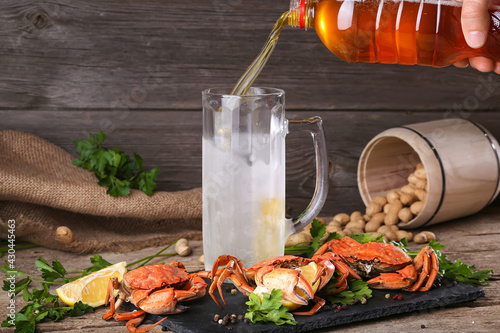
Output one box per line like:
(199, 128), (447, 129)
(288, 116), (329, 233)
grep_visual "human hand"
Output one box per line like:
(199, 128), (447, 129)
(454, 0), (500, 74)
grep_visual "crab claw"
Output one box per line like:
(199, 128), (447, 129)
(259, 268), (313, 306)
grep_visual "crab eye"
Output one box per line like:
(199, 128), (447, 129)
(373, 257), (381, 264)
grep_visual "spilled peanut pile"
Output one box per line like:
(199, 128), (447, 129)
(286, 163), (437, 246)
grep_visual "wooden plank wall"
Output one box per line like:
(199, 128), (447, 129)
(1, 0), (500, 217)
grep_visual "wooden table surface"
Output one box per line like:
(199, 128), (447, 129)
(1, 207), (499, 333)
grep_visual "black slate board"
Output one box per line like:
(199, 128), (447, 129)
(121, 277), (484, 333)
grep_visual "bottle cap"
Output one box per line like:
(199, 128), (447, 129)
(299, 0), (306, 29)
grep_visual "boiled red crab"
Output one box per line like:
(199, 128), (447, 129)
(207, 254), (359, 315)
(103, 262), (207, 333)
(315, 237), (439, 292)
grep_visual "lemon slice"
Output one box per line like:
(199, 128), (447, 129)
(253, 262), (320, 311)
(56, 261), (127, 307)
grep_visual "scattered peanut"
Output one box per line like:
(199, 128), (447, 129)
(365, 220), (382, 233)
(55, 226), (74, 243)
(333, 213), (350, 226)
(284, 164), (433, 247)
(285, 232), (311, 247)
(371, 196), (388, 207)
(199, 254), (205, 264)
(384, 200), (403, 225)
(366, 202), (383, 217)
(365, 212), (385, 232)
(414, 231), (436, 244)
(350, 211), (363, 222)
(175, 238), (192, 257)
(396, 230), (413, 242)
(398, 207), (414, 223)
(345, 219), (366, 230)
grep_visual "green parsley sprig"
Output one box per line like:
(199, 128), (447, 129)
(72, 130), (159, 197)
(245, 289), (296, 326)
(324, 279), (373, 305)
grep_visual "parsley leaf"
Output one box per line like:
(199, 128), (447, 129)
(245, 289), (296, 326)
(324, 279), (373, 305)
(72, 130), (159, 197)
(84, 255), (113, 273)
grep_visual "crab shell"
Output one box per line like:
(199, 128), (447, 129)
(344, 242), (412, 278)
(122, 264), (190, 304)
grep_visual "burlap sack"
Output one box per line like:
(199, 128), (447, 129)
(0, 130), (202, 253)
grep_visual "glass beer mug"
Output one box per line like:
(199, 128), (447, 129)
(202, 87), (329, 270)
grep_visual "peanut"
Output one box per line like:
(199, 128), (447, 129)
(414, 231), (436, 244)
(372, 196), (388, 207)
(396, 230), (413, 242)
(366, 202), (382, 217)
(383, 203), (391, 214)
(414, 189), (427, 202)
(55, 226), (74, 243)
(414, 168), (427, 180)
(199, 254), (205, 264)
(398, 207), (414, 223)
(371, 212), (386, 224)
(344, 227), (364, 235)
(377, 224), (399, 234)
(350, 211), (363, 222)
(315, 217), (327, 225)
(368, 232), (389, 242)
(410, 201), (425, 215)
(326, 223), (342, 234)
(346, 220), (365, 231)
(407, 173), (420, 185)
(399, 192), (418, 206)
(386, 191), (400, 204)
(365, 220), (383, 233)
(384, 200), (403, 225)
(413, 179), (427, 190)
(285, 232), (312, 247)
(333, 213), (350, 226)
(416, 162), (424, 170)
(400, 185), (416, 195)
(175, 238), (192, 257)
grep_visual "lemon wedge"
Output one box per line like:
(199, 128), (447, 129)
(56, 261), (127, 307)
(253, 262), (320, 311)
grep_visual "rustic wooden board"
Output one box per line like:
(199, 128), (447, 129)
(1, 206), (499, 332)
(1, 110), (499, 217)
(0, 0), (499, 110)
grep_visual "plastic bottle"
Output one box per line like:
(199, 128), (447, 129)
(288, 0), (500, 67)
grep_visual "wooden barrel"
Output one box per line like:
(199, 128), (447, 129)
(357, 118), (500, 228)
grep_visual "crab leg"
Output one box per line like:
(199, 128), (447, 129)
(292, 296), (326, 316)
(179, 274), (208, 301)
(208, 256), (254, 308)
(407, 246), (439, 292)
(366, 264), (417, 289)
(113, 310), (168, 333)
(103, 277), (124, 320)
